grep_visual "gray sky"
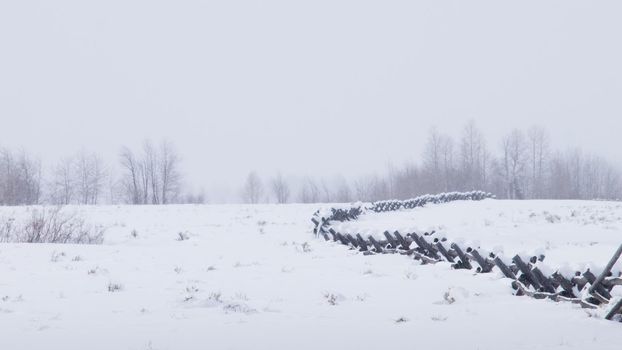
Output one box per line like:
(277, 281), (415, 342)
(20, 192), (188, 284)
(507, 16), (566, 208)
(1, 1), (621, 199)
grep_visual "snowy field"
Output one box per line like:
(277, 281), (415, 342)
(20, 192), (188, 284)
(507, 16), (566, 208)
(1, 201), (621, 350)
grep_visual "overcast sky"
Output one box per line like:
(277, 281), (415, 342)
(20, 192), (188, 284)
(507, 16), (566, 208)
(1, 1), (621, 199)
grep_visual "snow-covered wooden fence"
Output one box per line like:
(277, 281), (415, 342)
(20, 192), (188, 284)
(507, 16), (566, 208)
(312, 191), (622, 322)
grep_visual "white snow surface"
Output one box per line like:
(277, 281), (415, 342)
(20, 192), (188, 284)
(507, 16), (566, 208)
(1, 201), (621, 350)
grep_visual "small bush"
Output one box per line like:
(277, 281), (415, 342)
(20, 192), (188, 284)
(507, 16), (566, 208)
(50, 251), (66, 262)
(0, 217), (16, 242)
(395, 317), (409, 323)
(223, 302), (257, 314)
(108, 282), (123, 292)
(0, 207), (104, 244)
(324, 293), (345, 306)
(176, 231), (190, 241)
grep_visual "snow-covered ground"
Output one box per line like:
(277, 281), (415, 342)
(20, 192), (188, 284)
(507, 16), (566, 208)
(1, 201), (621, 350)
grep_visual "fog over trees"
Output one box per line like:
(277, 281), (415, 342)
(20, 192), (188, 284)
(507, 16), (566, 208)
(0, 148), (42, 206)
(118, 140), (183, 205)
(242, 171), (264, 204)
(244, 122), (622, 204)
(0, 122), (621, 206)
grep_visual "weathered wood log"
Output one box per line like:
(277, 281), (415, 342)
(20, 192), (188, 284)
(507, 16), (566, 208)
(332, 232), (348, 245)
(393, 231), (410, 250)
(450, 243), (472, 269)
(510, 280), (594, 308)
(420, 236), (440, 258)
(532, 267), (556, 294)
(336, 232), (347, 244)
(605, 297), (622, 321)
(436, 242), (455, 263)
(328, 228), (339, 241)
(355, 234), (369, 251)
(555, 295), (598, 309)
(512, 255), (542, 291)
(518, 273), (531, 289)
(445, 246), (458, 259)
(512, 281), (547, 299)
(368, 236), (384, 253)
(552, 272), (575, 298)
(494, 257), (517, 279)
(345, 234), (359, 248)
(321, 232), (330, 241)
(583, 270), (612, 300)
(433, 237), (450, 244)
(590, 243), (622, 296)
(405, 250), (439, 264)
(383, 231), (398, 249)
(469, 249), (494, 273)
(411, 233), (440, 260)
(572, 274), (589, 291)
(605, 277), (622, 287)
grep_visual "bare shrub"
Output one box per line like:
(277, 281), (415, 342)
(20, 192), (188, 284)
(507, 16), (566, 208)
(324, 293), (345, 306)
(0, 207), (104, 244)
(222, 302), (257, 314)
(176, 231), (190, 241)
(0, 217), (16, 242)
(107, 282), (123, 292)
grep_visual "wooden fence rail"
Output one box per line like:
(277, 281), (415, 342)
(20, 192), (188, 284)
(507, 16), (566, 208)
(312, 191), (622, 323)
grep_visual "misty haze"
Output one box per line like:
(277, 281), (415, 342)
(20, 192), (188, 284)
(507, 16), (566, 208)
(1, 1), (621, 349)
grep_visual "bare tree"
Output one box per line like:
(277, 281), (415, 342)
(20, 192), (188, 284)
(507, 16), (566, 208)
(320, 179), (332, 203)
(334, 175), (352, 203)
(501, 129), (528, 199)
(159, 141), (181, 204)
(459, 120), (486, 190)
(106, 169), (123, 205)
(143, 140), (160, 204)
(422, 127), (443, 193)
(392, 163), (422, 199)
(76, 151), (91, 205)
(49, 156), (75, 205)
(243, 171), (264, 204)
(440, 136), (456, 192)
(119, 146), (142, 204)
(527, 126), (550, 198)
(74, 151), (106, 205)
(118, 140), (181, 205)
(299, 177), (321, 203)
(183, 189), (207, 204)
(0, 148), (41, 205)
(566, 148), (584, 199)
(270, 173), (290, 204)
(354, 175), (389, 202)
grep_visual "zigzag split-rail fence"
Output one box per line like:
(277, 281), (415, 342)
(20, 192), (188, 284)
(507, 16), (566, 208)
(311, 191), (622, 322)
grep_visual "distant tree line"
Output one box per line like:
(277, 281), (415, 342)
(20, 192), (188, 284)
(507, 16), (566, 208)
(242, 121), (622, 203)
(1, 123), (621, 206)
(0, 148), (42, 205)
(0, 140), (204, 206)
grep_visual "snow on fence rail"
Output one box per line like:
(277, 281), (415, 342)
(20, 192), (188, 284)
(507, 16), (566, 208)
(311, 191), (494, 236)
(311, 191), (622, 323)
